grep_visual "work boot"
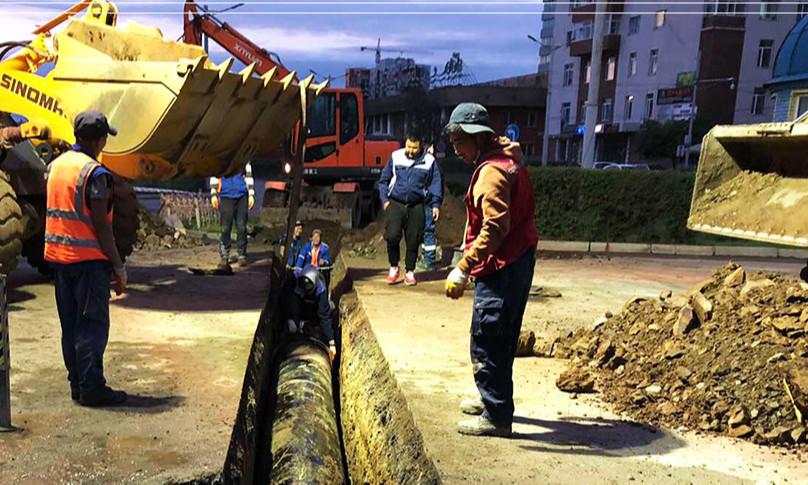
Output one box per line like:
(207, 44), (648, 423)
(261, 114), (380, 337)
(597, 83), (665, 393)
(457, 416), (512, 437)
(79, 386), (128, 408)
(387, 266), (400, 285)
(237, 256), (248, 267)
(70, 384), (80, 402)
(218, 256), (231, 270)
(460, 398), (484, 415)
(404, 271), (417, 286)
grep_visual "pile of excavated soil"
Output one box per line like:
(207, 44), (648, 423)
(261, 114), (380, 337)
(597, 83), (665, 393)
(691, 170), (808, 237)
(554, 262), (808, 447)
(343, 190), (467, 259)
(135, 206), (210, 251)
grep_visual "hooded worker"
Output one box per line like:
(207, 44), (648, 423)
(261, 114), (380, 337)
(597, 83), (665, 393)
(280, 266), (337, 359)
(444, 103), (538, 437)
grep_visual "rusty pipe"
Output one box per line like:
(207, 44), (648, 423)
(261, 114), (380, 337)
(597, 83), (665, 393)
(269, 340), (344, 485)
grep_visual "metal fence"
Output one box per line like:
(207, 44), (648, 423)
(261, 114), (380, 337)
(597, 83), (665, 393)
(152, 191), (217, 230)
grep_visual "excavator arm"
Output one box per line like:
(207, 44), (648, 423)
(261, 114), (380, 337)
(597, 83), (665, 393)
(0, 0), (324, 181)
(183, 0), (292, 80)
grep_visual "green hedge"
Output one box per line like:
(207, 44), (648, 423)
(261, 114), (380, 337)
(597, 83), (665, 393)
(530, 167), (698, 244)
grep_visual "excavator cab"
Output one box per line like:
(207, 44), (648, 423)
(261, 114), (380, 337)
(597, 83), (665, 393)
(688, 116), (808, 246)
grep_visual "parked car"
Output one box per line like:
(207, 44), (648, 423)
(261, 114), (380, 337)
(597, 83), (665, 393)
(600, 163), (651, 171)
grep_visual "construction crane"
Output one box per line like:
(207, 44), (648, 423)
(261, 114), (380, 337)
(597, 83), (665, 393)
(359, 39), (432, 66)
(183, 1), (399, 228)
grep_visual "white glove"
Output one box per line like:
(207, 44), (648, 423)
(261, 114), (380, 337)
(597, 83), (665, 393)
(445, 267), (469, 299)
(287, 319), (299, 333)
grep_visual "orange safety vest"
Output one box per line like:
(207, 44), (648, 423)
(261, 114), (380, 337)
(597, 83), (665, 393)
(44, 150), (113, 264)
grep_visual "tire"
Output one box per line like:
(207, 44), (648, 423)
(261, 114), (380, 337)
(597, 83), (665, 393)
(111, 174), (139, 261)
(0, 170), (23, 274)
(21, 233), (51, 277)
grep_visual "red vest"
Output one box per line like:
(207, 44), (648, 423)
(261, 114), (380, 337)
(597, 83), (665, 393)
(44, 150), (113, 264)
(464, 157), (538, 277)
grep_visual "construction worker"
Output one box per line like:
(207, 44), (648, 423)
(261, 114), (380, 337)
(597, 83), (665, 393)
(44, 110), (128, 407)
(296, 229), (330, 269)
(278, 220), (305, 268)
(443, 103), (538, 437)
(420, 143), (442, 271)
(210, 163), (254, 269)
(379, 130), (443, 286)
(280, 266), (337, 359)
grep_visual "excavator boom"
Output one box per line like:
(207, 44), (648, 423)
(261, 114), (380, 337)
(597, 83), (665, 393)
(0, 0), (325, 180)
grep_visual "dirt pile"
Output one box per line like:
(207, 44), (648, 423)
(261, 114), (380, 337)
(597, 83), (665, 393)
(554, 262), (808, 446)
(135, 206), (210, 251)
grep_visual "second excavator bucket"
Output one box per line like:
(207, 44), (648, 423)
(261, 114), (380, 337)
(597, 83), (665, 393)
(8, 18), (325, 180)
(688, 120), (808, 247)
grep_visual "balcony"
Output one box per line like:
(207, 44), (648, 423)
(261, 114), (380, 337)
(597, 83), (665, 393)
(570, 34), (621, 57)
(572, 0), (624, 23)
(702, 15), (746, 30)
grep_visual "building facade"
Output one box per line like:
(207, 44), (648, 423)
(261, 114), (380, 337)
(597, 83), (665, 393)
(767, 16), (808, 121)
(543, 0), (807, 164)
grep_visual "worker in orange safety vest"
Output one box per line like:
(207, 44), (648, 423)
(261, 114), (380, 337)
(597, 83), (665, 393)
(44, 110), (128, 408)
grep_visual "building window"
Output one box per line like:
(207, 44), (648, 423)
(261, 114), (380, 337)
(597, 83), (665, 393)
(606, 57), (616, 81)
(566, 30), (574, 45)
(563, 63), (575, 86)
(527, 111), (538, 127)
(799, 2), (808, 20)
(561, 102), (571, 127)
(628, 52), (638, 77)
(607, 14), (621, 35)
(628, 16), (640, 35)
(758, 40), (774, 68)
(584, 60), (591, 84)
(649, 49), (659, 76)
(645, 92), (655, 119)
(771, 94), (778, 121)
(505, 111), (517, 125)
(576, 20), (594, 42)
(795, 94), (808, 120)
(540, 54), (552, 65)
(523, 143), (535, 160)
(655, 10), (667, 28)
(751, 91), (765, 115)
(760, 0), (779, 20)
(705, 0), (744, 15)
(580, 104), (587, 124)
(625, 95), (634, 120)
(602, 98), (613, 122)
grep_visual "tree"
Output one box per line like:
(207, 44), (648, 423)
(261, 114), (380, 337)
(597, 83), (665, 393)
(637, 116), (712, 162)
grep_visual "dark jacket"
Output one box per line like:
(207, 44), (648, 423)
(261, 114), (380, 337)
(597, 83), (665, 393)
(379, 148), (443, 209)
(279, 233), (304, 267)
(279, 268), (334, 342)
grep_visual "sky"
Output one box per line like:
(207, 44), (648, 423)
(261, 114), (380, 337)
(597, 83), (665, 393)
(1, 0), (543, 86)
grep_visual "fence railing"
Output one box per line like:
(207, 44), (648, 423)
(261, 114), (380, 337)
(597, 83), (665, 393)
(158, 192), (217, 230)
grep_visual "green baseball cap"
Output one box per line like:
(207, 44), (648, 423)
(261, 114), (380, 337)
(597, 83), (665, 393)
(444, 102), (495, 135)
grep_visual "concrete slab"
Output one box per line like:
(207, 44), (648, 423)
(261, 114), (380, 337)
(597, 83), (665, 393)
(589, 242), (608, 253)
(606, 242), (652, 254)
(674, 245), (715, 256)
(777, 248), (808, 260)
(651, 244), (676, 255)
(538, 240), (590, 252)
(714, 246), (779, 258)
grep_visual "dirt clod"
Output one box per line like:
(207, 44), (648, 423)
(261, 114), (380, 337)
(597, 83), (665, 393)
(556, 367), (595, 393)
(554, 262), (808, 446)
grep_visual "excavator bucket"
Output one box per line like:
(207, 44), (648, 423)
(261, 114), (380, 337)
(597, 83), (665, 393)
(688, 121), (808, 246)
(1, 18), (325, 180)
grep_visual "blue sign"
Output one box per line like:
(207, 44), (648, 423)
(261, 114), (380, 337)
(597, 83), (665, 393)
(505, 124), (520, 142)
(576, 125), (586, 135)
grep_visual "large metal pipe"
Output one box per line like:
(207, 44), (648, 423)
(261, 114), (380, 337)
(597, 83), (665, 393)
(269, 340), (345, 485)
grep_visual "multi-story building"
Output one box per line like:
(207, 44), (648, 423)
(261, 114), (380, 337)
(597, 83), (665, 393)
(543, 0), (806, 164)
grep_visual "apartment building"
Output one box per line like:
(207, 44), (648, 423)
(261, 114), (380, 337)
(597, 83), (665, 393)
(543, 0), (806, 164)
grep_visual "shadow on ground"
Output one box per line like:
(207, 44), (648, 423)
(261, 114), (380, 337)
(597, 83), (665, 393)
(513, 415), (685, 458)
(102, 394), (186, 414)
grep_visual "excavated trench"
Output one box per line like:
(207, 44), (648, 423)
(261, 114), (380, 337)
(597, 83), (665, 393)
(177, 255), (440, 484)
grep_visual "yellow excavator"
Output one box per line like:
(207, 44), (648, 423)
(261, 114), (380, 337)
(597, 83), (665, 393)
(0, 0), (325, 273)
(689, 114), (808, 248)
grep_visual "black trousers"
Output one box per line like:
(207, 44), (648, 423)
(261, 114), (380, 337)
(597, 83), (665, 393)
(53, 261), (111, 394)
(384, 200), (425, 272)
(220, 195), (248, 258)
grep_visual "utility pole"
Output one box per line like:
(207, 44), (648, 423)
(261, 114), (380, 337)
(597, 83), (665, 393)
(684, 51), (701, 168)
(581, 2), (608, 169)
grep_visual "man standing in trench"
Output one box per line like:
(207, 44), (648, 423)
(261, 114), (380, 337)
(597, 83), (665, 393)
(45, 111), (128, 407)
(444, 103), (538, 437)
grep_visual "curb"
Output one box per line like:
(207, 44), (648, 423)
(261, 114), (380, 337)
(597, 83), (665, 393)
(536, 240), (808, 260)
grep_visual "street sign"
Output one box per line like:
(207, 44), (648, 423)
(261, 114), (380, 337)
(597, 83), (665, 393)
(505, 124), (520, 142)
(576, 125), (586, 135)
(658, 86), (694, 105)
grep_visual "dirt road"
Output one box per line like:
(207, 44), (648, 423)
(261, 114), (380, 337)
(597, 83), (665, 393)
(347, 254), (808, 484)
(0, 246), (272, 484)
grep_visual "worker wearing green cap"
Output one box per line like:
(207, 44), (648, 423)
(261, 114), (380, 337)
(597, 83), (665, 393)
(444, 102), (538, 437)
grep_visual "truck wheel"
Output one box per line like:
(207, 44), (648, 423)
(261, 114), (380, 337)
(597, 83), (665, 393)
(0, 171), (23, 274)
(21, 233), (51, 277)
(112, 174), (139, 261)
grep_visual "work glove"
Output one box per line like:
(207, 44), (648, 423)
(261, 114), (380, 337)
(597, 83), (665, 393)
(445, 267), (469, 300)
(248, 195), (255, 210)
(113, 266), (127, 296)
(329, 340), (337, 362)
(432, 207), (440, 222)
(211, 195), (219, 210)
(286, 319), (299, 334)
(20, 121), (51, 140)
